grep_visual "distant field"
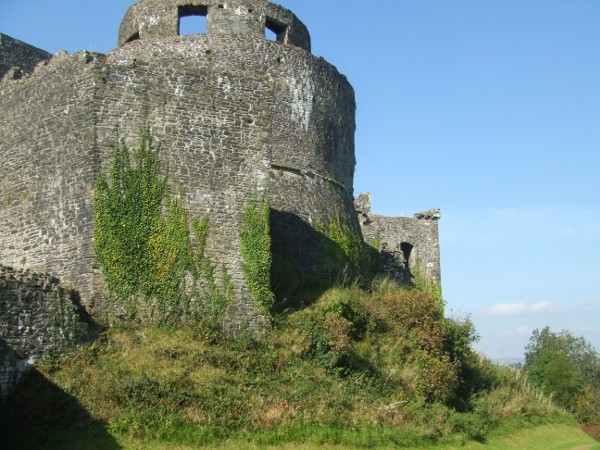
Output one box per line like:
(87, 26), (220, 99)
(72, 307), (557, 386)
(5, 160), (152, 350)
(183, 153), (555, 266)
(114, 424), (599, 450)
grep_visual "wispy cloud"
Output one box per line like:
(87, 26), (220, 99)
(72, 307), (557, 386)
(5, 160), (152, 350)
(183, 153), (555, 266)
(487, 303), (527, 315)
(485, 301), (556, 316)
(530, 301), (554, 313)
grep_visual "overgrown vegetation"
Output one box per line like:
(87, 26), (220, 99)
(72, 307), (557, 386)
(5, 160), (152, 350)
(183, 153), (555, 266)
(50, 287), (86, 352)
(240, 196), (273, 312)
(93, 129), (232, 326)
(6, 128), (589, 448)
(1, 281), (572, 449)
(315, 211), (378, 285)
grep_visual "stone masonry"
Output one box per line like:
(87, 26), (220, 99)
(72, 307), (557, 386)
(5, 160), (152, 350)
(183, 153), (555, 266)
(0, 33), (51, 80)
(0, 0), (358, 334)
(0, 0), (441, 336)
(355, 193), (441, 287)
(0, 265), (90, 399)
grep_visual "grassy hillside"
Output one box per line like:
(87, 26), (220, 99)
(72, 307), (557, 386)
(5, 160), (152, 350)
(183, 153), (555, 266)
(0, 281), (583, 449)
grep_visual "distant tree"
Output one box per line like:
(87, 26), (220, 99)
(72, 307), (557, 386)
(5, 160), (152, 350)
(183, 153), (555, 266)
(524, 326), (600, 423)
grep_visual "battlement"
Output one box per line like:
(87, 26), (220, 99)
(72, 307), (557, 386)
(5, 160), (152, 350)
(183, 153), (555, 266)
(118, 0), (311, 52)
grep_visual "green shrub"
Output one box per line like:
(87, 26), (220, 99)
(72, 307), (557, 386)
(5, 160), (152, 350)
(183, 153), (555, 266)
(7, 283), (570, 449)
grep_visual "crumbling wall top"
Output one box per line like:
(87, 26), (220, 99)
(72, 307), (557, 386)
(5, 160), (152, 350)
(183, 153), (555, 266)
(118, 0), (311, 52)
(414, 209), (441, 221)
(0, 33), (51, 80)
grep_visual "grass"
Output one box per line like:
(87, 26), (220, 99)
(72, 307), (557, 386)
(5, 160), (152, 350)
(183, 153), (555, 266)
(111, 424), (600, 449)
(0, 282), (590, 449)
(9, 423), (597, 450)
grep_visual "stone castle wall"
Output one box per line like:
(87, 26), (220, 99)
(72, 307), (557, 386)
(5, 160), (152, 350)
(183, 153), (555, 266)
(0, 33), (51, 79)
(0, 51), (106, 313)
(0, 0), (358, 331)
(0, 0), (444, 402)
(356, 193), (441, 287)
(0, 265), (89, 399)
(118, 0), (311, 51)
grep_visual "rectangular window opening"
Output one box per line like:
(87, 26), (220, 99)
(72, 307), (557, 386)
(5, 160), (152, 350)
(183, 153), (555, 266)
(265, 18), (287, 43)
(178, 5), (208, 36)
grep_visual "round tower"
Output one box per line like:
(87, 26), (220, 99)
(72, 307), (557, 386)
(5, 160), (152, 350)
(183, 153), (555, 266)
(111, 0), (359, 306)
(0, 0), (359, 335)
(118, 0), (311, 51)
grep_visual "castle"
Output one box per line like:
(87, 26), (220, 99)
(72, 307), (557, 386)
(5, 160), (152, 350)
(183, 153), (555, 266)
(0, 0), (441, 391)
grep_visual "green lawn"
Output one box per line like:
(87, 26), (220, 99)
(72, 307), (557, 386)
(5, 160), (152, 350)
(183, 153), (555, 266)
(113, 424), (599, 450)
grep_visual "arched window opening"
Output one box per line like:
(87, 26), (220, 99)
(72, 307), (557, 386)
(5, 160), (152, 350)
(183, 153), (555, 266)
(125, 31), (140, 44)
(400, 242), (413, 269)
(265, 17), (287, 43)
(178, 5), (208, 36)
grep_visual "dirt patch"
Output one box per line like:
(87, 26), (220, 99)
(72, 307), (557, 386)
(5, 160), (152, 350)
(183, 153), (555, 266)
(582, 425), (600, 442)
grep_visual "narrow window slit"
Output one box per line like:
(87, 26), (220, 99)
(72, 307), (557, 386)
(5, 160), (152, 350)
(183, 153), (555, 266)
(125, 31), (140, 44)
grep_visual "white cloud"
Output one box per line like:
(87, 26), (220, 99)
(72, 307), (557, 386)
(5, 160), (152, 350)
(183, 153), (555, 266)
(530, 301), (555, 313)
(487, 303), (527, 315)
(485, 301), (555, 316)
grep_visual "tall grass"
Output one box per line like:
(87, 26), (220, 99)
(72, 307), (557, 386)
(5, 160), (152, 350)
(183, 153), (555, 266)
(1, 283), (572, 448)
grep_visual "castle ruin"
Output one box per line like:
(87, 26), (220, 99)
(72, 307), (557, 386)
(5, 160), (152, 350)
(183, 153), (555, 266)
(0, 0), (441, 344)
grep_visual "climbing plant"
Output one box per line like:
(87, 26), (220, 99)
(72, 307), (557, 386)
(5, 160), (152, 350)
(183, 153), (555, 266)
(94, 129), (168, 303)
(93, 129), (231, 323)
(315, 211), (366, 283)
(240, 196), (273, 312)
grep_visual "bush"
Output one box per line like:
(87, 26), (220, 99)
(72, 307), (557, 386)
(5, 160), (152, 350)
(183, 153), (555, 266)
(8, 284), (570, 448)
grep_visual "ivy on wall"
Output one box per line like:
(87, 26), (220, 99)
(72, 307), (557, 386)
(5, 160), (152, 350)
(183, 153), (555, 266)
(94, 129), (168, 303)
(364, 234), (382, 279)
(51, 287), (85, 352)
(93, 129), (231, 323)
(240, 197), (273, 313)
(315, 211), (366, 282)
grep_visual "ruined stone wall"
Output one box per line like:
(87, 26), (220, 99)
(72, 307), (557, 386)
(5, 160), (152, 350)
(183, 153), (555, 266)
(264, 36), (357, 289)
(0, 33), (51, 79)
(0, 265), (89, 399)
(0, 51), (107, 314)
(95, 35), (273, 332)
(118, 0), (310, 51)
(0, 0), (359, 330)
(356, 193), (441, 286)
(115, 0), (356, 291)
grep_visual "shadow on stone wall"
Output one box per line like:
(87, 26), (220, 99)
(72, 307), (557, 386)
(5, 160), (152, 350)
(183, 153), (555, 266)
(380, 248), (413, 286)
(271, 209), (336, 311)
(0, 338), (121, 449)
(270, 209), (373, 313)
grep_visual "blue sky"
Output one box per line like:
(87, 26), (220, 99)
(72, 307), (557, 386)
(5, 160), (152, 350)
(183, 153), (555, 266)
(1, 0), (599, 359)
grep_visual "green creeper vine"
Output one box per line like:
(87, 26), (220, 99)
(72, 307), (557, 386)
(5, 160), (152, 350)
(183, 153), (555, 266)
(51, 287), (84, 352)
(93, 129), (231, 323)
(315, 211), (366, 281)
(239, 196), (273, 313)
(365, 234), (382, 278)
(94, 129), (168, 303)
